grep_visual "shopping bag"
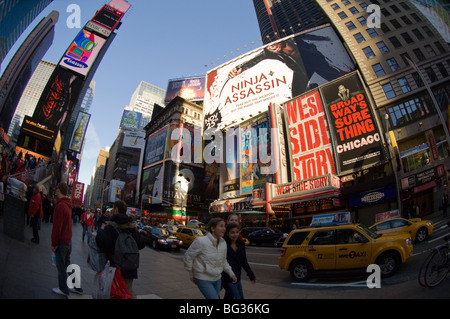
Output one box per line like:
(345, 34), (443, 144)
(87, 233), (107, 272)
(110, 268), (132, 299)
(92, 262), (115, 299)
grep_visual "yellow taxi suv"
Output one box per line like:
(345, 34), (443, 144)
(279, 224), (413, 282)
(175, 227), (205, 246)
(369, 217), (434, 243)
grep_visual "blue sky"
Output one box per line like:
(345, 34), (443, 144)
(2, 0), (262, 187)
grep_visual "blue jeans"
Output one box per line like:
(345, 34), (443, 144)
(55, 244), (71, 294)
(194, 278), (221, 299)
(223, 280), (244, 299)
(82, 226), (91, 243)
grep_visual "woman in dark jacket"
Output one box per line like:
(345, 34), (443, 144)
(222, 223), (256, 299)
(96, 200), (145, 297)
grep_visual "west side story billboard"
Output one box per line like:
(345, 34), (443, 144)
(203, 25), (355, 130)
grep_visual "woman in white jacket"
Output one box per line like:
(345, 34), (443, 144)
(184, 218), (237, 299)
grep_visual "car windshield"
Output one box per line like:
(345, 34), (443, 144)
(357, 224), (381, 239)
(193, 229), (204, 236)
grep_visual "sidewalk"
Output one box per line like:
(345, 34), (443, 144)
(0, 211), (449, 299)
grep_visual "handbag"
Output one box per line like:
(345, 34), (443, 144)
(92, 262), (115, 299)
(110, 268), (132, 299)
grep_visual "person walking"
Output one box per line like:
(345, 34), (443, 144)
(81, 209), (94, 243)
(28, 185), (43, 244)
(51, 182), (83, 297)
(184, 218), (237, 299)
(95, 200), (145, 298)
(222, 223), (256, 299)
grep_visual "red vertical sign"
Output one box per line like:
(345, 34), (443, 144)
(71, 181), (84, 204)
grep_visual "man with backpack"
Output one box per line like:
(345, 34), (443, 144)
(95, 200), (145, 298)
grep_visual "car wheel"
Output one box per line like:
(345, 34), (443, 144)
(376, 252), (399, 277)
(290, 259), (313, 282)
(152, 240), (157, 249)
(415, 227), (428, 243)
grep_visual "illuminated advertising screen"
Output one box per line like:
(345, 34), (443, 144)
(164, 77), (205, 105)
(59, 29), (106, 77)
(163, 162), (204, 207)
(143, 125), (168, 167)
(141, 164), (163, 204)
(203, 25), (355, 130)
(165, 122), (202, 165)
(91, 4), (124, 31)
(122, 131), (145, 149)
(69, 111), (90, 153)
(284, 90), (337, 182)
(120, 110), (142, 130)
(320, 72), (385, 174)
(32, 67), (84, 128)
(239, 112), (274, 194)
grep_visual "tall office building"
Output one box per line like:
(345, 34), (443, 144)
(89, 148), (110, 209)
(253, 0), (329, 44)
(7, 60), (56, 143)
(0, 0), (53, 66)
(127, 81), (166, 128)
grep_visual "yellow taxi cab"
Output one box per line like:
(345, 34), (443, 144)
(369, 217), (434, 243)
(175, 227), (205, 246)
(278, 223), (413, 282)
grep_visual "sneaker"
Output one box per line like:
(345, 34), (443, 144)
(52, 288), (69, 297)
(69, 287), (84, 295)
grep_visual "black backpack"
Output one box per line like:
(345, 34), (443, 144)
(112, 227), (139, 271)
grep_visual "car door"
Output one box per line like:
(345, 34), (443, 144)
(306, 230), (336, 270)
(389, 218), (413, 237)
(335, 229), (372, 270)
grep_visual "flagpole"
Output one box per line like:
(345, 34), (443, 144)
(407, 57), (450, 148)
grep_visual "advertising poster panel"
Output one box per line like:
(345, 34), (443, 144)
(141, 164), (163, 204)
(239, 112), (274, 194)
(163, 162), (204, 207)
(122, 131), (145, 149)
(71, 181), (84, 205)
(320, 72), (385, 174)
(32, 67), (84, 128)
(91, 4), (124, 31)
(69, 111), (90, 153)
(59, 29), (106, 77)
(144, 125), (168, 167)
(284, 90), (336, 182)
(165, 77), (205, 105)
(203, 25), (355, 130)
(124, 165), (138, 203)
(165, 122), (202, 165)
(120, 110), (142, 130)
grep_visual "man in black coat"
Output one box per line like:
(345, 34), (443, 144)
(96, 200), (145, 298)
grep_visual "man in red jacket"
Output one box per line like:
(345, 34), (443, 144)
(51, 182), (82, 297)
(28, 185), (42, 244)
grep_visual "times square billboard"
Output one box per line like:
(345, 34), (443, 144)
(203, 24), (356, 130)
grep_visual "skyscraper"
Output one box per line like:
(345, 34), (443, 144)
(127, 81), (166, 128)
(253, 0), (329, 44)
(0, 0), (53, 66)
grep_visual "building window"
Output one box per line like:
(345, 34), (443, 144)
(357, 16), (367, 25)
(386, 57), (400, 71)
(437, 63), (449, 77)
(331, 3), (340, 10)
(349, 6), (359, 14)
(381, 8), (391, 17)
(380, 23), (390, 33)
(434, 41), (446, 54)
(411, 29), (424, 41)
(399, 2), (410, 10)
(354, 32), (366, 43)
(342, 0), (351, 5)
(424, 44), (436, 57)
(413, 48), (426, 61)
(389, 5), (401, 13)
(390, 19), (402, 29)
(382, 83), (396, 99)
(373, 63), (386, 77)
(398, 77), (412, 93)
(400, 16), (412, 25)
(338, 11), (348, 19)
(360, 2), (368, 9)
(401, 32), (414, 44)
(345, 21), (356, 30)
(400, 52), (412, 66)
(422, 26), (434, 37)
(411, 13), (422, 23)
(363, 46), (376, 59)
(389, 36), (402, 48)
(376, 41), (390, 54)
(425, 67), (438, 82)
(412, 72), (424, 88)
(366, 28), (378, 38)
